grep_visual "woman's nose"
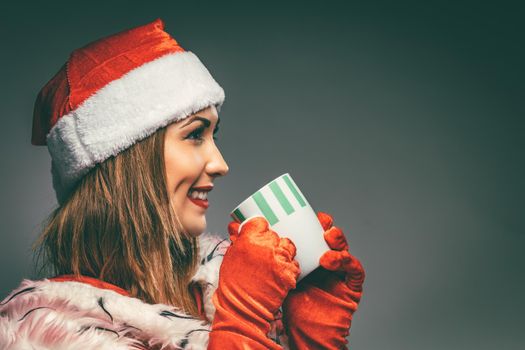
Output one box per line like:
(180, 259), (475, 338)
(206, 145), (229, 177)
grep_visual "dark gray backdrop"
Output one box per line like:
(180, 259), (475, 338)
(1, 1), (523, 349)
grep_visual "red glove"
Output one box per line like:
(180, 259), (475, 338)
(208, 217), (301, 349)
(281, 212), (365, 349)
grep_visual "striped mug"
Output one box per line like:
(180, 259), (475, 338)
(230, 173), (330, 281)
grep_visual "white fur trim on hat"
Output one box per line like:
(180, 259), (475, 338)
(46, 51), (225, 203)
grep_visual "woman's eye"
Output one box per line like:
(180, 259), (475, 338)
(186, 126), (219, 143)
(187, 127), (204, 141)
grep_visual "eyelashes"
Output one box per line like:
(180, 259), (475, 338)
(186, 126), (219, 142)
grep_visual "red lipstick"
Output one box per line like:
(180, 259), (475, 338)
(188, 197), (209, 209)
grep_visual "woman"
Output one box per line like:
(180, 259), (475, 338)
(0, 18), (365, 349)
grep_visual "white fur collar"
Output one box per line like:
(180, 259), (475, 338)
(0, 232), (230, 350)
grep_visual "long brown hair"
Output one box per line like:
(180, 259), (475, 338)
(34, 126), (202, 318)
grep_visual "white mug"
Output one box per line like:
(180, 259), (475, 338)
(230, 173), (330, 281)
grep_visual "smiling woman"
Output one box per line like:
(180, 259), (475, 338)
(0, 18), (235, 349)
(164, 106), (229, 237)
(0, 17), (363, 350)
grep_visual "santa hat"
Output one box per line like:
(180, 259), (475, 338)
(31, 18), (225, 204)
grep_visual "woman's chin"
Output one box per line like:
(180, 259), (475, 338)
(183, 219), (206, 237)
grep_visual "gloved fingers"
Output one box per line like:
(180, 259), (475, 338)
(276, 237), (298, 261)
(319, 249), (352, 271)
(228, 216), (271, 243)
(341, 251), (364, 274)
(280, 258), (301, 288)
(238, 216), (270, 237)
(233, 216), (283, 249)
(342, 254), (365, 291)
(317, 211), (334, 231)
(319, 250), (365, 292)
(275, 238), (301, 287)
(323, 226), (349, 251)
(292, 260), (301, 283)
(227, 221), (240, 243)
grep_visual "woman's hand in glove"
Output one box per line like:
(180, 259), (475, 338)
(208, 216), (301, 350)
(281, 212), (365, 350)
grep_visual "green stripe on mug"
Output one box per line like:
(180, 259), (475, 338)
(232, 208), (246, 223)
(252, 191), (279, 225)
(283, 174), (306, 207)
(269, 180), (295, 215)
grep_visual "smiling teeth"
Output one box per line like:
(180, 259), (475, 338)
(189, 191), (208, 200)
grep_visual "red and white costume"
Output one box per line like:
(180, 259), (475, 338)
(0, 232), (288, 349)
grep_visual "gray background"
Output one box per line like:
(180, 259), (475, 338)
(1, 1), (523, 349)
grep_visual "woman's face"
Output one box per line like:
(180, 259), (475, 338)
(164, 105), (229, 237)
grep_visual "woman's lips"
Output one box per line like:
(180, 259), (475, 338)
(188, 196), (209, 209)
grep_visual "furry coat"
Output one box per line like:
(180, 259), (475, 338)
(0, 233), (289, 349)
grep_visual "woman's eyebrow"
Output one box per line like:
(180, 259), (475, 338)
(181, 116), (211, 128)
(181, 116), (221, 132)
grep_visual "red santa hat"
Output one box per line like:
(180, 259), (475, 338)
(31, 18), (225, 204)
